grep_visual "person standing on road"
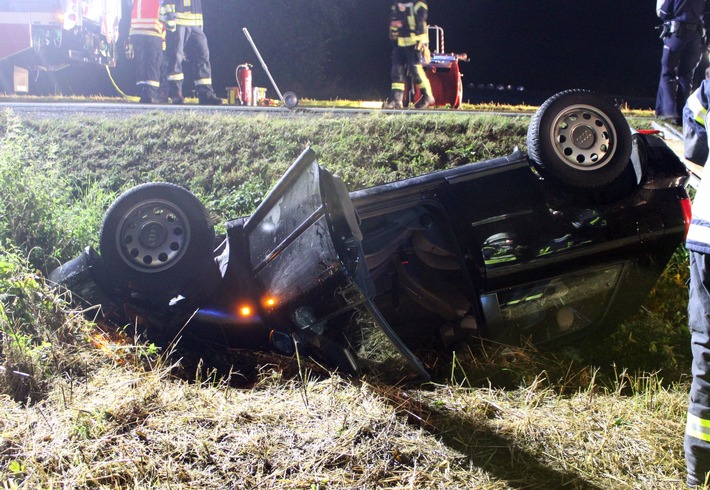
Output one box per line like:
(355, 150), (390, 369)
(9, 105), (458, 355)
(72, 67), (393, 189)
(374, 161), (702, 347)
(162, 0), (221, 105)
(655, 0), (709, 124)
(384, 1), (435, 110)
(683, 79), (710, 487)
(130, 0), (165, 104)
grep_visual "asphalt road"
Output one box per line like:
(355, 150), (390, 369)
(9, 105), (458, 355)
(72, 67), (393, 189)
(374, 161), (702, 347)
(0, 100), (530, 120)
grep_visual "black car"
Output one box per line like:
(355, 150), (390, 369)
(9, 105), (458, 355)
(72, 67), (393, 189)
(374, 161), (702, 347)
(50, 90), (692, 381)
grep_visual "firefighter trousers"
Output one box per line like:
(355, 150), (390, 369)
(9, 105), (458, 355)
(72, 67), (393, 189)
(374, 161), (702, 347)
(166, 25), (215, 98)
(656, 30), (703, 120)
(133, 34), (163, 99)
(686, 250), (710, 487)
(390, 45), (431, 94)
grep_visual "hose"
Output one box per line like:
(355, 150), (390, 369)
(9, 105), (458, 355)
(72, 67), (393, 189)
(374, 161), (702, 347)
(105, 65), (139, 102)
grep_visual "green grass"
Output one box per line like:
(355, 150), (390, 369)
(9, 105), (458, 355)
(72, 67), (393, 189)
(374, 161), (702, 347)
(0, 106), (696, 489)
(19, 111), (529, 214)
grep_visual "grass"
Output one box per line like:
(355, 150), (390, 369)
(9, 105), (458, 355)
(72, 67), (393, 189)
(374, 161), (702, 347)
(0, 104), (696, 488)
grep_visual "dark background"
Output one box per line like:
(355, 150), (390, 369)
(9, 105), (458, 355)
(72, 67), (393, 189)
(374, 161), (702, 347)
(48, 1), (672, 108)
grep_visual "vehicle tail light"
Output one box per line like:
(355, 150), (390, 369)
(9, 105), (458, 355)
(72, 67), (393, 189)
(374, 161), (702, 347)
(62, 0), (78, 30)
(681, 196), (692, 240)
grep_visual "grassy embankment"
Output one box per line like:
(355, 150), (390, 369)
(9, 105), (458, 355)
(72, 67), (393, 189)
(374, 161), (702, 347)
(0, 106), (697, 488)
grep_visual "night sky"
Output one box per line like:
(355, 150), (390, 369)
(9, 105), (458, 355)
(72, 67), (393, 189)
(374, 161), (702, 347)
(56, 1), (668, 108)
(203, 1), (662, 106)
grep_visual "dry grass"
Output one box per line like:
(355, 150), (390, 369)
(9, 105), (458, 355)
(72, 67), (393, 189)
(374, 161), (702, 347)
(0, 317), (693, 489)
(1, 357), (466, 488)
(414, 376), (688, 488)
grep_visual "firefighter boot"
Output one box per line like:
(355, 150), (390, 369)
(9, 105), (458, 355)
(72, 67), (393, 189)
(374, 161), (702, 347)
(414, 89), (435, 109)
(156, 88), (169, 104)
(171, 91), (185, 105)
(199, 94), (223, 105)
(170, 87), (184, 105)
(198, 89), (223, 106)
(139, 85), (160, 104)
(384, 90), (404, 110)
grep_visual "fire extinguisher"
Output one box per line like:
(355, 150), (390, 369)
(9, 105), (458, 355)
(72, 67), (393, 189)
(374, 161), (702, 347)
(236, 63), (252, 106)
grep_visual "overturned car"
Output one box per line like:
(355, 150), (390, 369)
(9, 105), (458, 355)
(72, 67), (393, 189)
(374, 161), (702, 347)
(50, 90), (692, 381)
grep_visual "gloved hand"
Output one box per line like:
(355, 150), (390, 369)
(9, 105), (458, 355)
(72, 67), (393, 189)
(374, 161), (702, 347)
(389, 20), (402, 40)
(160, 4), (177, 31)
(415, 41), (431, 63)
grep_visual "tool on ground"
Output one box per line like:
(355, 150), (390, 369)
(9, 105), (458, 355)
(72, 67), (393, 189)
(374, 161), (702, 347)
(242, 27), (299, 109)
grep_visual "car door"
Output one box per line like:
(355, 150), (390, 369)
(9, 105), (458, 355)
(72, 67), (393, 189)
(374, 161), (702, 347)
(239, 147), (431, 381)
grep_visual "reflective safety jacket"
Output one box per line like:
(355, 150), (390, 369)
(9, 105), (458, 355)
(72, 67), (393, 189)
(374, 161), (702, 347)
(163, 0), (204, 28)
(684, 80), (710, 253)
(389, 1), (428, 47)
(130, 0), (164, 37)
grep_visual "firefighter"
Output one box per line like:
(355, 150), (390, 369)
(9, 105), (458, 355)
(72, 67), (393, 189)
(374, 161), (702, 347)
(384, 1), (435, 110)
(683, 80), (710, 487)
(130, 0), (164, 104)
(655, 0), (709, 124)
(163, 0), (221, 105)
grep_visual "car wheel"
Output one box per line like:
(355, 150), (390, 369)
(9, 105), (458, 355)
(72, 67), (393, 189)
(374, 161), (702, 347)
(526, 90), (632, 189)
(99, 182), (216, 299)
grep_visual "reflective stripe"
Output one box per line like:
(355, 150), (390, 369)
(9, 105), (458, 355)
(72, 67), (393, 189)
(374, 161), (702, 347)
(407, 9), (416, 31)
(688, 221), (710, 245)
(397, 32), (428, 47)
(688, 89), (708, 126)
(415, 65), (431, 92)
(129, 28), (164, 37)
(414, 1), (428, 12)
(687, 412), (710, 442)
(176, 12), (203, 26)
(167, 73), (184, 81)
(130, 18), (163, 33)
(414, 65), (428, 82)
(392, 82), (405, 91)
(136, 80), (160, 87)
(194, 78), (212, 86)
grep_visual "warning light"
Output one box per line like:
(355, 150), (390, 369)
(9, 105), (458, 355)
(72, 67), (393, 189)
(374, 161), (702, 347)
(263, 296), (277, 308)
(239, 305), (252, 317)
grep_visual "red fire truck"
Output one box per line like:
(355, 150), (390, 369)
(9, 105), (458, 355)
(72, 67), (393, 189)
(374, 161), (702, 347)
(0, 0), (122, 93)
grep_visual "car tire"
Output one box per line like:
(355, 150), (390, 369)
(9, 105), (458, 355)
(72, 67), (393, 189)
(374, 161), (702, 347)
(99, 182), (216, 299)
(527, 90), (633, 190)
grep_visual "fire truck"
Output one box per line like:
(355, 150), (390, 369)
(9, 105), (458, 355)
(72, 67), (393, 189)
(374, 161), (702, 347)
(0, 0), (122, 93)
